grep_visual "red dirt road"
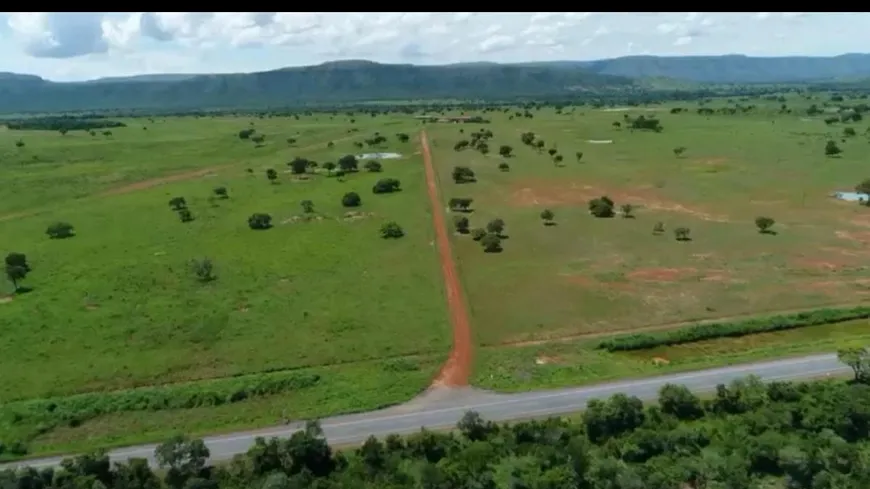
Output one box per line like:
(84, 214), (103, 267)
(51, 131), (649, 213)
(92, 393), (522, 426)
(420, 131), (473, 387)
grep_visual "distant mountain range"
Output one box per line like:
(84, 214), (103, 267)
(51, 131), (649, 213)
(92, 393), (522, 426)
(2, 54), (870, 114)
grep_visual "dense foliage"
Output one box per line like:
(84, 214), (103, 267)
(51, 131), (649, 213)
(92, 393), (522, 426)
(598, 305), (870, 352)
(3, 377), (870, 488)
(4, 116), (126, 131)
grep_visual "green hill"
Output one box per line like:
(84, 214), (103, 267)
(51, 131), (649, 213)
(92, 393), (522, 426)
(0, 60), (635, 113)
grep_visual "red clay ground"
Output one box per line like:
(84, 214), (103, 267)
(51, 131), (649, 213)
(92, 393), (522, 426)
(508, 179), (729, 222)
(420, 130), (473, 387)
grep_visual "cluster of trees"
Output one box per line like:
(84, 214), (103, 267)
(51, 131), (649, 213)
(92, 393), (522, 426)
(6, 376), (870, 489)
(169, 197), (195, 223)
(5, 116), (126, 132)
(453, 128), (495, 155)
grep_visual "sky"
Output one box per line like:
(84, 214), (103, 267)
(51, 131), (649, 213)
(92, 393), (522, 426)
(0, 12), (868, 82)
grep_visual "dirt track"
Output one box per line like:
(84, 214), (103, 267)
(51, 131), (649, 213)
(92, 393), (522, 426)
(420, 131), (473, 387)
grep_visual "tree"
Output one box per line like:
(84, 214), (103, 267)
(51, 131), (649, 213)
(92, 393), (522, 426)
(448, 198), (474, 212)
(620, 203), (634, 218)
(4, 252), (30, 292)
(248, 213), (273, 230)
(286, 137), (297, 145)
(191, 258), (216, 283)
(452, 166), (476, 184)
(825, 140), (842, 156)
(674, 227), (691, 241)
(322, 161), (336, 176)
(838, 347), (870, 383)
(486, 218), (505, 236)
(589, 197), (615, 218)
(396, 133), (410, 143)
(673, 146), (687, 157)
(169, 197), (187, 211)
(342, 192), (361, 207)
(844, 127), (857, 137)
(266, 168), (278, 183)
(575, 151), (584, 162)
(301, 200), (315, 214)
(480, 233), (502, 252)
(471, 228), (486, 241)
(658, 384), (704, 420)
(372, 178), (401, 194)
(380, 222), (404, 239)
(499, 145), (513, 157)
(251, 134), (265, 145)
(289, 157), (310, 175)
(520, 132), (536, 145)
(46, 222), (75, 239)
(652, 221), (665, 235)
(338, 154), (359, 172)
(548, 148), (557, 157)
(540, 209), (555, 225)
(755, 216), (775, 234)
(498, 162), (510, 172)
(364, 160), (383, 172)
(213, 187), (229, 199)
(855, 178), (870, 197)
(178, 209), (194, 223)
(453, 216), (470, 234)
(155, 435), (210, 489)
(553, 154), (563, 164)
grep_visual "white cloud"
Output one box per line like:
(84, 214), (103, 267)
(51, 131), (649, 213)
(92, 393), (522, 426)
(0, 12), (868, 81)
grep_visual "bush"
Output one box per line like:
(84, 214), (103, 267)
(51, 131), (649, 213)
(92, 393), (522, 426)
(471, 228), (486, 241)
(248, 213), (272, 230)
(342, 192), (362, 207)
(588, 197), (615, 218)
(46, 222), (75, 239)
(597, 306), (870, 352)
(372, 178), (401, 194)
(380, 222), (404, 239)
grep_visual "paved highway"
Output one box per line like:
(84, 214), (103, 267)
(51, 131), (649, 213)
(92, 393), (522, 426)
(4, 353), (850, 470)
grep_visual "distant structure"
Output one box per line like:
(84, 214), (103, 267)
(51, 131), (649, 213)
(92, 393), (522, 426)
(414, 115), (489, 124)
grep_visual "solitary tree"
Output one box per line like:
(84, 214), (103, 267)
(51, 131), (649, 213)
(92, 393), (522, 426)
(301, 200), (315, 214)
(169, 197), (187, 211)
(46, 222), (75, 239)
(498, 162), (510, 172)
(364, 160), (383, 172)
(380, 221), (405, 239)
(289, 157), (310, 175)
(342, 192), (362, 208)
(453, 216), (470, 234)
(620, 203), (635, 218)
(471, 228), (486, 241)
(213, 187), (229, 199)
(825, 140), (842, 157)
(673, 146), (687, 157)
(266, 168), (278, 183)
(322, 162), (337, 176)
(190, 258), (216, 283)
(499, 145), (513, 157)
(755, 216), (775, 234)
(4, 252), (30, 292)
(575, 151), (584, 162)
(674, 227), (692, 241)
(540, 209), (555, 225)
(248, 213), (273, 230)
(652, 221), (665, 235)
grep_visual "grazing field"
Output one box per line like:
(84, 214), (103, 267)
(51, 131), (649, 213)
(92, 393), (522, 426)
(0, 114), (450, 456)
(424, 96), (870, 386)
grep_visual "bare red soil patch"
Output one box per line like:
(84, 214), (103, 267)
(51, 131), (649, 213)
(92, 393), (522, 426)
(627, 267), (698, 282)
(508, 180), (728, 222)
(98, 165), (232, 197)
(421, 131), (473, 388)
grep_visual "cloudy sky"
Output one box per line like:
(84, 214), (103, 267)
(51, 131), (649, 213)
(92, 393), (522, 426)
(0, 12), (868, 82)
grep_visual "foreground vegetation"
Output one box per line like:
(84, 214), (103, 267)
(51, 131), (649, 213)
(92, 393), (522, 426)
(4, 376), (870, 488)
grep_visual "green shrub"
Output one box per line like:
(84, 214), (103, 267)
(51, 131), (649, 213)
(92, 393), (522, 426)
(0, 370), (321, 436)
(597, 306), (870, 352)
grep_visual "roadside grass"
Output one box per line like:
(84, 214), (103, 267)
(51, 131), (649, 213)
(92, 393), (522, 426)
(473, 318), (869, 392)
(0, 115), (449, 456)
(426, 102), (870, 349)
(23, 355), (443, 458)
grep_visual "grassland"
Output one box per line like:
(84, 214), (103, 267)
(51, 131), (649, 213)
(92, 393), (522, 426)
(0, 114), (450, 456)
(424, 96), (870, 388)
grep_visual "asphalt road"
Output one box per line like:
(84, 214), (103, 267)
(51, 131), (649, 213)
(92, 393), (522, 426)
(4, 353), (850, 470)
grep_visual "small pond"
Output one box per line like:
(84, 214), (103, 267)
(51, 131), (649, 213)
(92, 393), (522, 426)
(833, 191), (868, 202)
(357, 152), (403, 160)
